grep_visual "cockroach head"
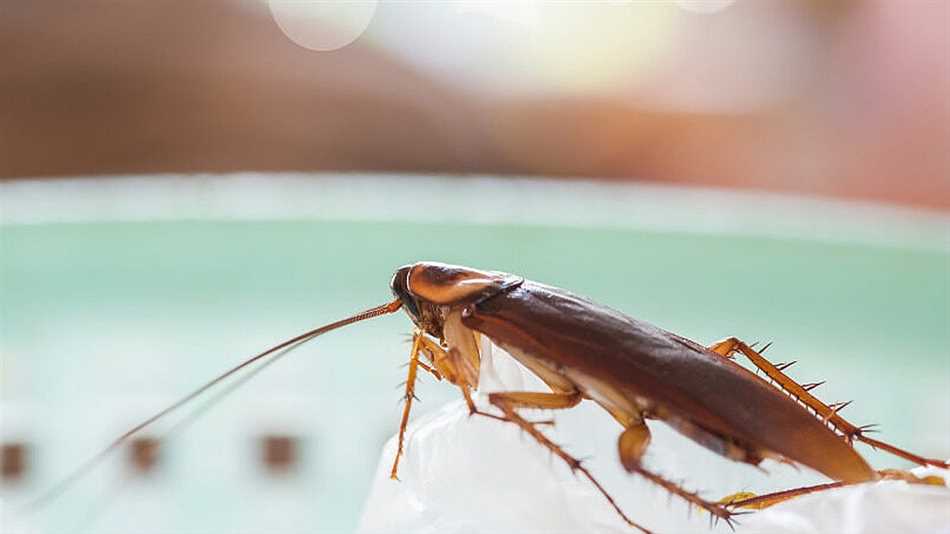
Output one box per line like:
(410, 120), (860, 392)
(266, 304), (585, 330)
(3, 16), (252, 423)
(390, 263), (447, 338)
(390, 265), (422, 323)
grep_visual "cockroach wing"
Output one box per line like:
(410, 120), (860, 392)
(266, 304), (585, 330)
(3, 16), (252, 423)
(462, 281), (876, 483)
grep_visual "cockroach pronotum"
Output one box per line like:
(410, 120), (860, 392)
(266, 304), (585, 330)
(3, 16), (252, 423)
(28, 261), (948, 533)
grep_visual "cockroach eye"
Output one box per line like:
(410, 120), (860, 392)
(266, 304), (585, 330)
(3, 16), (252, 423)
(390, 266), (420, 320)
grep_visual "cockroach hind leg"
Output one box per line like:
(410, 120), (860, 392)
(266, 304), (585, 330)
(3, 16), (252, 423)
(724, 478), (854, 511)
(726, 468), (948, 513)
(853, 434), (950, 469)
(708, 336), (946, 468)
(718, 491), (759, 507)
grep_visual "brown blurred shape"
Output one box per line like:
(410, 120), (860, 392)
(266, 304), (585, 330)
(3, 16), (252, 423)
(1, 442), (29, 482)
(128, 437), (161, 474)
(0, 1), (489, 178)
(260, 434), (298, 474)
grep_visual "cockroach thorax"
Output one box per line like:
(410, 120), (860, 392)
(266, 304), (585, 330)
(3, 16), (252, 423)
(390, 262), (522, 335)
(391, 261), (524, 345)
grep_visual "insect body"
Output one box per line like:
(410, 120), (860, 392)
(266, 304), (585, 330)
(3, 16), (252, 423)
(32, 262), (948, 533)
(387, 262), (946, 532)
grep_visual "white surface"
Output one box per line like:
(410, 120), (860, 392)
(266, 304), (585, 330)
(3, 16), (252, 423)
(358, 343), (950, 534)
(741, 472), (950, 534)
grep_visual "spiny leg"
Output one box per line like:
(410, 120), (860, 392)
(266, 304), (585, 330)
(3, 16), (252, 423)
(390, 331), (448, 480)
(615, 421), (740, 528)
(722, 468), (946, 510)
(720, 481), (846, 510)
(390, 332), (427, 480)
(707, 337), (853, 430)
(708, 337), (948, 468)
(481, 391), (657, 534)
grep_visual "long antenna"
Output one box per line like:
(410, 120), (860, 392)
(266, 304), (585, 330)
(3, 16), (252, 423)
(24, 299), (403, 511)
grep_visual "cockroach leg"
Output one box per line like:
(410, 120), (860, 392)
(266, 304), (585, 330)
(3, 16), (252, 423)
(481, 391), (741, 531)
(721, 484), (825, 510)
(390, 330), (486, 479)
(856, 434), (949, 469)
(488, 390), (582, 410)
(417, 335), (452, 380)
(708, 337), (949, 469)
(460, 384), (477, 414)
(481, 391), (655, 534)
(619, 459), (740, 528)
(723, 468), (946, 511)
(415, 360), (442, 381)
(390, 332), (426, 480)
(618, 422), (651, 471)
(415, 334), (503, 423)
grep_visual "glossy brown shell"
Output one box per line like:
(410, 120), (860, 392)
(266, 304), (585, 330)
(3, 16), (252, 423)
(461, 280), (875, 483)
(406, 262), (522, 306)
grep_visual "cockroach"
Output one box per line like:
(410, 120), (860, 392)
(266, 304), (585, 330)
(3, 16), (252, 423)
(29, 261), (948, 533)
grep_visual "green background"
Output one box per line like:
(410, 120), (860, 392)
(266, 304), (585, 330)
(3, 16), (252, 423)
(2, 180), (948, 533)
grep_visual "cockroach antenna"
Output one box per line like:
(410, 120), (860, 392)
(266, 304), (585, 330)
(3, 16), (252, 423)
(22, 299), (402, 513)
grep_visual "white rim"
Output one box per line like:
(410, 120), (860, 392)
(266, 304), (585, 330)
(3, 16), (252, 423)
(1, 172), (947, 252)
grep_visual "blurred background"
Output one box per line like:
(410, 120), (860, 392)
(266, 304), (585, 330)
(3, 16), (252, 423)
(1, 0), (949, 206)
(1, 1), (948, 533)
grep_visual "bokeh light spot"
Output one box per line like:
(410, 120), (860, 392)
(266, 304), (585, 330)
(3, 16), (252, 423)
(520, 3), (677, 94)
(268, 0), (378, 52)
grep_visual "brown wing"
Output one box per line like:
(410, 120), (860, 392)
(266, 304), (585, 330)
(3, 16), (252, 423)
(462, 281), (875, 483)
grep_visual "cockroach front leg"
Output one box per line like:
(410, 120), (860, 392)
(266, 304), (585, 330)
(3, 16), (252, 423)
(391, 333), (424, 480)
(708, 336), (948, 469)
(415, 332), (484, 415)
(390, 331), (444, 480)
(391, 330), (498, 480)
